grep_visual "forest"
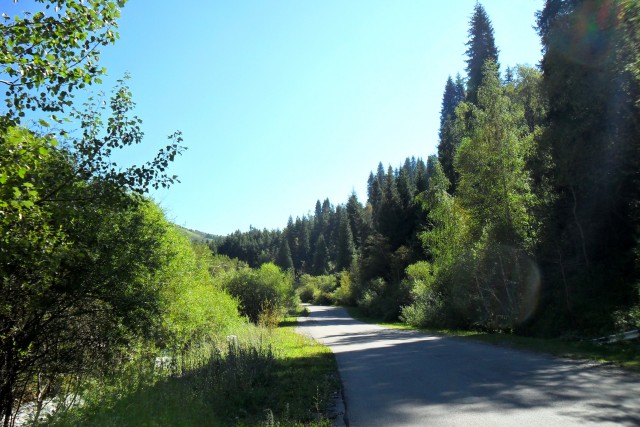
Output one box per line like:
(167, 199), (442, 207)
(215, 0), (640, 337)
(0, 0), (639, 426)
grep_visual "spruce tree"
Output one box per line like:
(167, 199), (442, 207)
(294, 217), (311, 272)
(276, 235), (294, 271)
(414, 158), (429, 194)
(312, 234), (330, 275)
(437, 75), (466, 188)
(465, 2), (499, 104)
(336, 209), (356, 271)
(376, 166), (403, 248)
(534, 0), (640, 330)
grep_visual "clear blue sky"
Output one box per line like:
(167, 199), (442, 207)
(14, 0), (544, 236)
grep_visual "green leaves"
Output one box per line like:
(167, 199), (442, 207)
(0, 1), (127, 124)
(0, 127), (57, 218)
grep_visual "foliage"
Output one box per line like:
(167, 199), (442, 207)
(0, 1), (189, 423)
(437, 74), (466, 188)
(400, 261), (445, 327)
(0, 0), (126, 127)
(455, 61), (538, 250)
(336, 207), (356, 271)
(47, 323), (338, 426)
(221, 263), (297, 324)
(155, 232), (241, 350)
(214, 227), (281, 268)
(532, 0), (640, 334)
(333, 271), (356, 306)
(465, 2), (499, 104)
(275, 234), (294, 271)
(296, 275), (338, 305)
(312, 234), (330, 275)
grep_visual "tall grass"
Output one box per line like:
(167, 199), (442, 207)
(44, 321), (337, 426)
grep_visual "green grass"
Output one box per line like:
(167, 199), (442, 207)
(344, 306), (640, 371)
(49, 320), (338, 426)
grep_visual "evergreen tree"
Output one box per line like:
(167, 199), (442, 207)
(367, 163), (386, 216)
(376, 166), (403, 248)
(465, 2), (499, 104)
(437, 75), (466, 189)
(346, 192), (369, 248)
(414, 158), (430, 194)
(311, 199), (324, 247)
(336, 209), (356, 271)
(285, 216), (297, 266)
(534, 0), (640, 332)
(294, 217), (311, 272)
(312, 234), (330, 275)
(276, 234), (294, 271)
(397, 164), (413, 211)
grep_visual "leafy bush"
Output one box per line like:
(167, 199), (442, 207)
(400, 265), (446, 327)
(333, 272), (356, 306)
(156, 230), (241, 350)
(221, 263), (297, 323)
(296, 274), (338, 305)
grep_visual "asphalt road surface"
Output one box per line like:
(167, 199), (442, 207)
(297, 305), (640, 427)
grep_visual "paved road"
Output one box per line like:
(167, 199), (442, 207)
(297, 305), (640, 427)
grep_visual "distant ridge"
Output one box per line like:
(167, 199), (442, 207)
(176, 225), (219, 243)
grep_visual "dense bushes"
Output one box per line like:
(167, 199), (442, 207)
(220, 263), (297, 324)
(157, 226), (241, 349)
(0, 124), (240, 421)
(296, 275), (337, 305)
(295, 272), (357, 307)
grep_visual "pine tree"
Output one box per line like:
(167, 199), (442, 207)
(465, 2), (499, 104)
(534, 0), (640, 330)
(376, 166), (403, 248)
(294, 217), (311, 272)
(414, 158), (429, 194)
(276, 234), (294, 271)
(285, 216), (297, 266)
(437, 75), (466, 188)
(346, 192), (369, 248)
(312, 234), (329, 275)
(336, 209), (356, 271)
(397, 162), (416, 211)
(367, 163), (385, 216)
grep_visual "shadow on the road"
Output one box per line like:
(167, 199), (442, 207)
(299, 305), (640, 426)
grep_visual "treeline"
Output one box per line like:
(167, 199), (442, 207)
(216, 157), (428, 272)
(216, 0), (640, 337)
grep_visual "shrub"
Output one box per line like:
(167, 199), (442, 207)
(400, 261), (448, 327)
(333, 272), (356, 306)
(221, 263), (296, 323)
(295, 274), (339, 305)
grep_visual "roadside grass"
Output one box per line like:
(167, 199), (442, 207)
(48, 319), (338, 426)
(344, 306), (640, 371)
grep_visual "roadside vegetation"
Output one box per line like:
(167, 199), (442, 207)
(47, 320), (337, 427)
(345, 306), (640, 372)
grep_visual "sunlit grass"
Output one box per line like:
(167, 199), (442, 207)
(49, 319), (338, 426)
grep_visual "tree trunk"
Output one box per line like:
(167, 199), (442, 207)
(1, 346), (16, 427)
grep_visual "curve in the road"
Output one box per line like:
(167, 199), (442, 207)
(298, 305), (640, 427)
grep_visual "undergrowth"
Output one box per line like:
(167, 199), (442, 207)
(43, 321), (337, 426)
